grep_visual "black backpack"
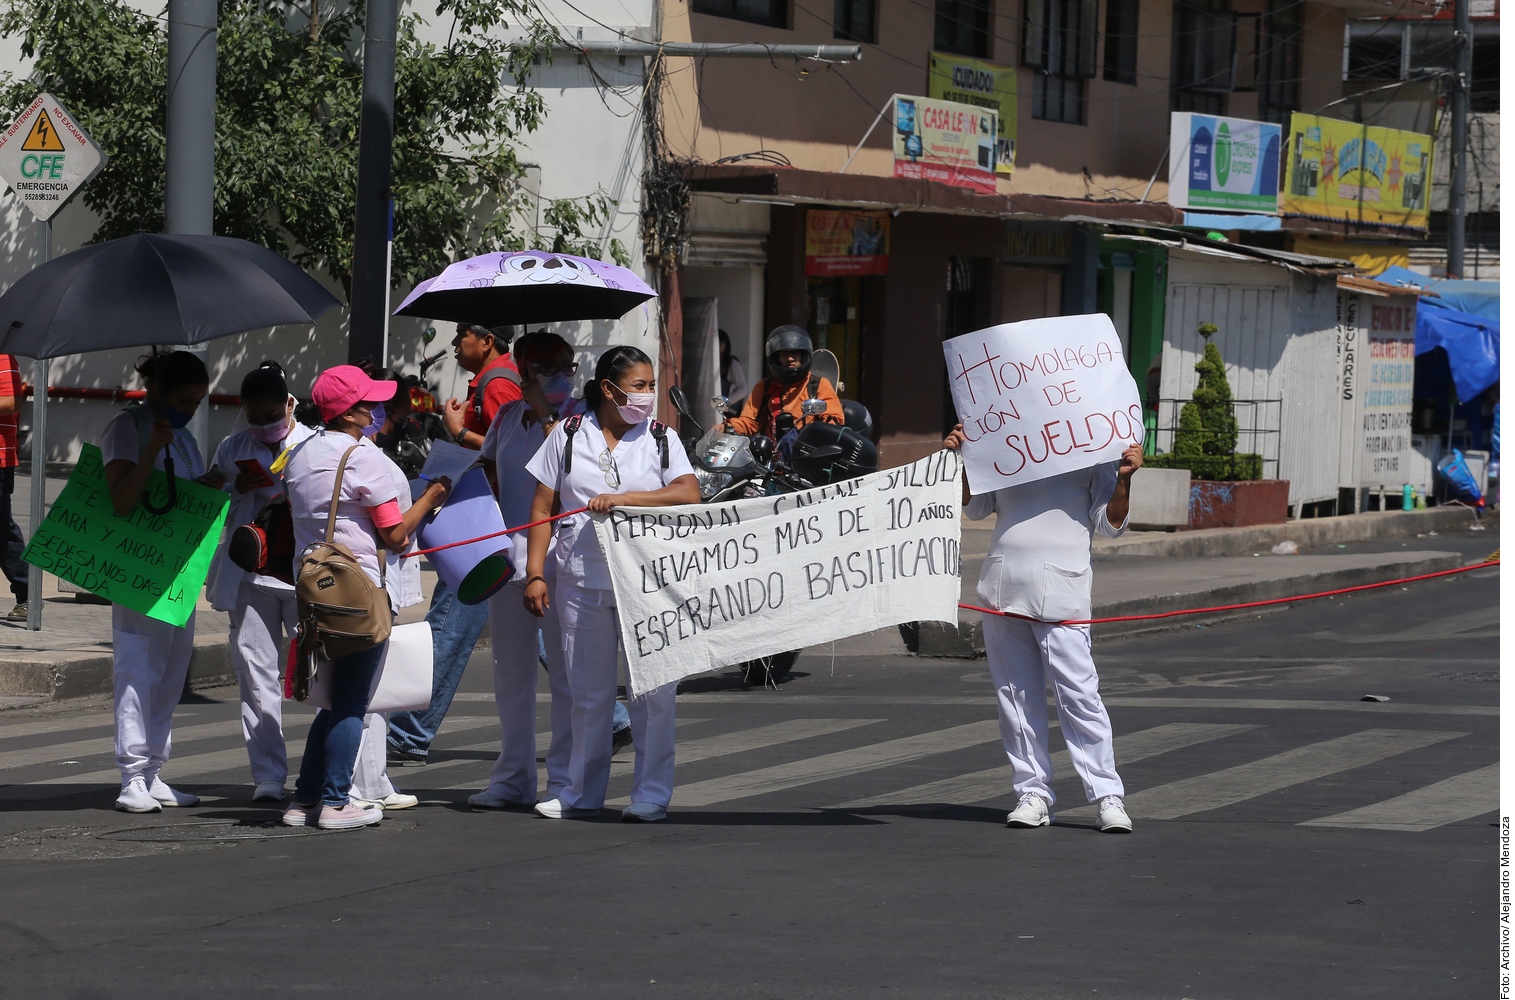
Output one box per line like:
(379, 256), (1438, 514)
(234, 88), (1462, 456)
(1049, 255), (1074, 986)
(562, 414), (669, 475)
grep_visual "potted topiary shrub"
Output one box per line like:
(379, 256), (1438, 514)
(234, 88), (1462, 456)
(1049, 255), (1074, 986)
(1146, 326), (1289, 528)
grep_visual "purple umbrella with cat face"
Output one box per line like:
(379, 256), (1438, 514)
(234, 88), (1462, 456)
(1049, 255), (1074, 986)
(394, 251), (656, 326)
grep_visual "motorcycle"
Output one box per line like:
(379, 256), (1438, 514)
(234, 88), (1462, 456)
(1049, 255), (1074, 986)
(668, 382), (878, 687)
(380, 342), (450, 479)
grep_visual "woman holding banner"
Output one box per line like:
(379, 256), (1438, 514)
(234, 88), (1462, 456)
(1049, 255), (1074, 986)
(101, 351), (225, 813)
(206, 361), (314, 803)
(281, 366), (449, 831)
(523, 346), (700, 822)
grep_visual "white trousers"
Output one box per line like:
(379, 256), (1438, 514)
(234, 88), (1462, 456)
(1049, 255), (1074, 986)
(351, 713), (396, 801)
(983, 615), (1124, 806)
(228, 579), (297, 784)
(112, 605), (195, 785)
(557, 585), (676, 810)
(486, 577), (572, 803)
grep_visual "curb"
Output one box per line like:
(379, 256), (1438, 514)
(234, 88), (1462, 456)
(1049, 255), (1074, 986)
(0, 643), (235, 702)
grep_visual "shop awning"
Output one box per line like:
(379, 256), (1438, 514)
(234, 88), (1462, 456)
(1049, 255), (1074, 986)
(1413, 299), (1501, 401)
(1375, 265), (1500, 322)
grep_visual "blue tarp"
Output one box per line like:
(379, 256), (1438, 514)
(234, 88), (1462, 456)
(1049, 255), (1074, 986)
(1414, 298), (1500, 401)
(1376, 265), (1500, 321)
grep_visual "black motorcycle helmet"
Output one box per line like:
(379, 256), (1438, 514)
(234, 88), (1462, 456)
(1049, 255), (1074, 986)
(765, 325), (813, 386)
(791, 422), (879, 486)
(840, 399), (873, 437)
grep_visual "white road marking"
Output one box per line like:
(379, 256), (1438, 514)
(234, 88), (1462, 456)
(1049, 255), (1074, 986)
(1299, 764), (1499, 831)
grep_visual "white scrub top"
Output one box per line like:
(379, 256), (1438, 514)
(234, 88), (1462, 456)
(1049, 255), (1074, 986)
(100, 406), (206, 479)
(284, 429), (400, 589)
(965, 463), (1128, 622)
(482, 396), (586, 580)
(370, 439), (422, 611)
(204, 419), (315, 611)
(525, 410), (694, 591)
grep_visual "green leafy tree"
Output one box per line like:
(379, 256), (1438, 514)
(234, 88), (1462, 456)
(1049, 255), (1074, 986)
(0, 0), (629, 297)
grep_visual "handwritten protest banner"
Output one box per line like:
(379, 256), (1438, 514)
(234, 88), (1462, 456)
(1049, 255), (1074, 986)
(594, 450), (963, 694)
(944, 314), (1144, 495)
(22, 444), (229, 626)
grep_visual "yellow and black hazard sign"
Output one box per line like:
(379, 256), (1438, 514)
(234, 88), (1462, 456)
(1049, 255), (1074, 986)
(21, 110), (64, 152)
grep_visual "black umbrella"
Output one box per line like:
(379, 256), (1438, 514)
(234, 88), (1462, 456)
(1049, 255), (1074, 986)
(0, 233), (341, 359)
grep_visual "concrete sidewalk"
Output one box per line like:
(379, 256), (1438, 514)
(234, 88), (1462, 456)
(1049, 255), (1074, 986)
(0, 466), (1499, 707)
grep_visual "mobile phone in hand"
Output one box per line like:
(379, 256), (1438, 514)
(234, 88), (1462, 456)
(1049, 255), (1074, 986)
(235, 459), (276, 488)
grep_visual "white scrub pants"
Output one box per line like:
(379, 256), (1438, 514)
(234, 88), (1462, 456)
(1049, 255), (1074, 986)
(228, 579), (297, 785)
(351, 713), (396, 802)
(112, 604), (194, 786)
(486, 577), (571, 803)
(983, 615), (1124, 806)
(557, 585), (676, 811)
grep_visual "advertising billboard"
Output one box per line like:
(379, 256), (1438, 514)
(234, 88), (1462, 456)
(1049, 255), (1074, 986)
(805, 209), (890, 276)
(892, 94), (998, 195)
(1168, 112), (1281, 213)
(1283, 113), (1433, 230)
(927, 52), (1017, 175)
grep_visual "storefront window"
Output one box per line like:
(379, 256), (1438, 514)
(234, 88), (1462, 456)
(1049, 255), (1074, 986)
(692, 0), (787, 28)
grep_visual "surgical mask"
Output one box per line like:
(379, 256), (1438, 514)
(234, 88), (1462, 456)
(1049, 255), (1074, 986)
(163, 406), (193, 430)
(541, 374), (573, 405)
(615, 391), (657, 425)
(248, 415), (291, 444)
(361, 403), (386, 438)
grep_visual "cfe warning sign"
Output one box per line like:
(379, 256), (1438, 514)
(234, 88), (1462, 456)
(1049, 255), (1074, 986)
(0, 93), (106, 222)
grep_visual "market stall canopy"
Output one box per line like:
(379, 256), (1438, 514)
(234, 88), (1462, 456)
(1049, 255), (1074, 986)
(0, 233), (341, 359)
(1376, 265), (1499, 322)
(1413, 299), (1500, 401)
(394, 251), (656, 327)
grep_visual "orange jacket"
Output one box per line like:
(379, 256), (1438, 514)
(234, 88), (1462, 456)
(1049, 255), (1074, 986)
(726, 375), (844, 439)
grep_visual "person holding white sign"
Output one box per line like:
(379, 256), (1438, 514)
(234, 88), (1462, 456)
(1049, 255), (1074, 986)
(523, 346), (699, 823)
(943, 426), (1141, 834)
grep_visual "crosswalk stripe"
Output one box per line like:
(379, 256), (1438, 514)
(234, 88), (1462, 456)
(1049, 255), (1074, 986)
(1059, 728), (1466, 822)
(0, 714), (117, 741)
(1299, 764), (1499, 832)
(834, 723), (1260, 810)
(1102, 697), (1497, 717)
(667, 721), (1000, 809)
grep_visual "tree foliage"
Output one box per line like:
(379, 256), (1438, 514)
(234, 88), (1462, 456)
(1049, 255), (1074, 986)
(0, 0), (629, 296)
(1149, 335), (1263, 480)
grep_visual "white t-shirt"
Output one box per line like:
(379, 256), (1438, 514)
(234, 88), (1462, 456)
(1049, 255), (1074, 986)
(964, 463), (1128, 621)
(99, 406), (206, 479)
(525, 411), (694, 591)
(372, 439), (422, 610)
(284, 428), (400, 588)
(204, 419), (315, 610)
(482, 396), (586, 579)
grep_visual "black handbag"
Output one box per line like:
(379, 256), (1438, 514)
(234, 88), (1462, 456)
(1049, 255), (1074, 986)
(227, 494), (297, 585)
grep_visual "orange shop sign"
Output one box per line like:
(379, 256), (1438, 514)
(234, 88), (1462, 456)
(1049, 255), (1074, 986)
(804, 209), (890, 276)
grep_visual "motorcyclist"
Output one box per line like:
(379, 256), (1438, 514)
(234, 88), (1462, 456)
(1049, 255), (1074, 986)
(724, 327), (844, 457)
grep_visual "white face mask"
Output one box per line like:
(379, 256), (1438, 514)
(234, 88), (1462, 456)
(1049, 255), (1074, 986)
(609, 383), (657, 424)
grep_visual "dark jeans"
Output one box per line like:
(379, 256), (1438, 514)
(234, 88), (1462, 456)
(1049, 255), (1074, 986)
(386, 580), (489, 757)
(294, 641), (385, 807)
(0, 466), (26, 603)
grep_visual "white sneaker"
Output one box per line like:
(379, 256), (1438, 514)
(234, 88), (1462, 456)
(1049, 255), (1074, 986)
(148, 778), (199, 807)
(352, 792), (419, 811)
(1005, 794), (1051, 828)
(533, 798), (599, 820)
(468, 790), (532, 811)
(621, 801), (667, 823)
(282, 803), (319, 827)
(252, 781), (287, 802)
(1097, 796), (1133, 833)
(115, 776), (162, 814)
(318, 802), (383, 830)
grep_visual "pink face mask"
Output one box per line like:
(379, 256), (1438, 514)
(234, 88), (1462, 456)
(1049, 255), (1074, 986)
(612, 386), (657, 425)
(248, 405), (292, 444)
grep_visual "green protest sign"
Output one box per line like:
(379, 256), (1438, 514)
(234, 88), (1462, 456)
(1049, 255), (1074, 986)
(23, 444), (230, 626)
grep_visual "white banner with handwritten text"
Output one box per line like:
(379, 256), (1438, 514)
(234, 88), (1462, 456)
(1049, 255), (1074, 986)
(594, 451), (963, 694)
(944, 314), (1144, 495)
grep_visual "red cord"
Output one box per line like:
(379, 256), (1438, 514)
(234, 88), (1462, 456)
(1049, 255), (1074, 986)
(958, 557), (1500, 626)
(401, 506), (589, 559)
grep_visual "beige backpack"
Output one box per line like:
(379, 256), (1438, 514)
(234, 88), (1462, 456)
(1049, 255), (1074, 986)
(294, 445), (391, 673)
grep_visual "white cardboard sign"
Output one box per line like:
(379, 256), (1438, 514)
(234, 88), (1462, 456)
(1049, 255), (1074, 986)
(593, 451), (963, 694)
(0, 93), (106, 222)
(944, 314), (1144, 495)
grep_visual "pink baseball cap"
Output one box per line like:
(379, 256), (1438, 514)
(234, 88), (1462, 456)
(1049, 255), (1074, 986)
(311, 365), (398, 421)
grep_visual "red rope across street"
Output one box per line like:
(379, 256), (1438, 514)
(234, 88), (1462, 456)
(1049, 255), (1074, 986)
(957, 558), (1500, 626)
(401, 506), (589, 559)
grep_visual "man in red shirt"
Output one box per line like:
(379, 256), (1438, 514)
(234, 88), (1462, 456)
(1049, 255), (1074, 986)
(440, 324), (521, 448)
(0, 354), (26, 621)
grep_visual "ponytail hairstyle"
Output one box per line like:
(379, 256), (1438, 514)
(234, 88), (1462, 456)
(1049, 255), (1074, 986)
(239, 360), (289, 404)
(582, 345), (653, 412)
(134, 350), (208, 397)
(294, 399), (324, 428)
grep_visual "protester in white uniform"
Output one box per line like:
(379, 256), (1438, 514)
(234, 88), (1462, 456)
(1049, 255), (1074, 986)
(205, 362), (313, 802)
(944, 424), (1141, 834)
(524, 346), (699, 822)
(281, 366), (449, 831)
(101, 352), (226, 813)
(468, 332), (584, 810)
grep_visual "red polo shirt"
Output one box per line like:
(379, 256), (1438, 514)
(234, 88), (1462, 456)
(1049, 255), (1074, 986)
(0, 355), (20, 469)
(465, 353), (522, 436)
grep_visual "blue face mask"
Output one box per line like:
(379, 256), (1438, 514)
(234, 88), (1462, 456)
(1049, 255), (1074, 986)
(540, 374), (573, 405)
(362, 403), (386, 438)
(163, 405), (193, 430)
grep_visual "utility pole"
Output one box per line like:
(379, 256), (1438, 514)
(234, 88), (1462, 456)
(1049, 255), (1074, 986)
(165, 0), (217, 458)
(1446, 0), (1471, 278)
(348, 0), (399, 365)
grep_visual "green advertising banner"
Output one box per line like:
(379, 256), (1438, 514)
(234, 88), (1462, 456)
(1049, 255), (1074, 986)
(928, 51), (1017, 175)
(23, 444), (230, 626)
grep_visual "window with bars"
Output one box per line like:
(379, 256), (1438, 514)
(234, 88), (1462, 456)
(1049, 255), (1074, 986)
(834, 0), (877, 42)
(691, 0), (788, 28)
(1256, 0), (1302, 123)
(1170, 0), (1235, 114)
(1024, 0), (1097, 124)
(935, 0), (993, 57)
(1103, 0), (1139, 85)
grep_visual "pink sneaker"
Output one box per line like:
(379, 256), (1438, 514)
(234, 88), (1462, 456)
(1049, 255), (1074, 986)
(318, 802), (383, 830)
(281, 803), (318, 828)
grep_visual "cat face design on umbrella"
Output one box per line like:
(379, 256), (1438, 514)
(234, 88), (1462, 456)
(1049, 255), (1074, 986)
(469, 251), (609, 289)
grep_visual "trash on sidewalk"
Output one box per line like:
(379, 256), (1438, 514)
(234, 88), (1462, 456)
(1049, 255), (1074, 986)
(1270, 540), (1299, 555)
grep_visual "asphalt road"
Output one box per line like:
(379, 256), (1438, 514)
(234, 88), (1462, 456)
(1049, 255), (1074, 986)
(0, 563), (1498, 999)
